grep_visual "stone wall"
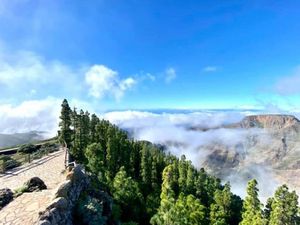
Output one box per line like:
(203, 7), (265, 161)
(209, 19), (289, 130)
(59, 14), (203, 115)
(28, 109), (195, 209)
(37, 165), (89, 225)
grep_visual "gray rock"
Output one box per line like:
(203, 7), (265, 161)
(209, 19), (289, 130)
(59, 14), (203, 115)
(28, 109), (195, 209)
(48, 197), (68, 210)
(38, 220), (51, 225)
(55, 180), (71, 198)
(24, 177), (47, 192)
(0, 188), (13, 209)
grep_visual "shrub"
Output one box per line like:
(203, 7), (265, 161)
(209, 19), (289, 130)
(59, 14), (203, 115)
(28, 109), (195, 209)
(0, 155), (21, 172)
(75, 195), (107, 225)
(40, 143), (59, 153)
(18, 144), (39, 154)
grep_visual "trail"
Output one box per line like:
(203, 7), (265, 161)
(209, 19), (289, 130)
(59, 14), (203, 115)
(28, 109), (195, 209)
(0, 149), (66, 225)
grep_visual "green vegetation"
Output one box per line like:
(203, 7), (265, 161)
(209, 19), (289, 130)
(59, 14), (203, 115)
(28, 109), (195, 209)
(59, 99), (300, 225)
(0, 142), (59, 173)
(0, 155), (21, 172)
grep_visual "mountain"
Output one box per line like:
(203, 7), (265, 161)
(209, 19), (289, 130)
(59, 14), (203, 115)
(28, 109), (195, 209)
(202, 114), (300, 197)
(0, 131), (46, 148)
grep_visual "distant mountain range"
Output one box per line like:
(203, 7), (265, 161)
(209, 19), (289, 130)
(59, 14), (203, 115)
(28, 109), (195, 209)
(0, 131), (46, 148)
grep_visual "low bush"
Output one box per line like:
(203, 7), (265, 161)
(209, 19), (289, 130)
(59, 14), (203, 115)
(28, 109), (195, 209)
(75, 194), (107, 225)
(18, 144), (40, 154)
(0, 155), (21, 172)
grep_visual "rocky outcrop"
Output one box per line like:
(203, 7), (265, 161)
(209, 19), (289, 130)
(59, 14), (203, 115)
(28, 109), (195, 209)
(0, 188), (13, 209)
(38, 165), (89, 225)
(240, 115), (300, 130)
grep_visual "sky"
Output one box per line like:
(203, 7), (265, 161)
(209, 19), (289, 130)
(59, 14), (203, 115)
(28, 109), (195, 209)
(0, 0), (300, 111)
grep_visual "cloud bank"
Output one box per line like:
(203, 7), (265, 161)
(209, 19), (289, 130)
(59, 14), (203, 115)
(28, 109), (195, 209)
(0, 97), (61, 136)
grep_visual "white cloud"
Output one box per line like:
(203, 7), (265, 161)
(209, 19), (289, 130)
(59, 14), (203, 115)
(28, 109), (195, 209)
(0, 49), (143, 102)
(0, 50), (81, 101)
(0, 97), (61, 136)
(203, 66), (217, 72)
(165, 67), (176, 83)
(0, 97), (97, 137)
(275, 67), (300, 95)
(85, 65), (137, 100)
(0, 51), (72, 84)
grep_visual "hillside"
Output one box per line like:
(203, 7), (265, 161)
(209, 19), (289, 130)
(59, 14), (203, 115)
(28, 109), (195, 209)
(0, 131), (46, 148)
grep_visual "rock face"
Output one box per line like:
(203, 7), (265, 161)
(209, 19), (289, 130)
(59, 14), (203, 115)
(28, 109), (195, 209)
(0, 188), (13, 209)
(24, 177), (47, 192)
(38, 165), (89, 225)
(200, 114), (300, 194)
(240, 114), (300, 130)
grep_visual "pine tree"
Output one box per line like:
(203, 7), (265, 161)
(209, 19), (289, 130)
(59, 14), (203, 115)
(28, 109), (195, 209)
(210, 183), (233, 225)
(186, 162), (196, 194)
(140, 145), (152, 187)
(263, 197), (273, 223)
(269, 185), (299, 225)
(112, 166), (144, 223)
(178, 155), (188, 192)
(229, 194), (243, 225)
(90, 113), (99, 144)
(239, 179), (264, 225)
(150, 165), (176, 225)
(58, 99), (72, 147)
(151, 159), (158, 190)
(85, 143), (105, 177)
(71, 109), (86, 161)
(106, 126), (118, 180)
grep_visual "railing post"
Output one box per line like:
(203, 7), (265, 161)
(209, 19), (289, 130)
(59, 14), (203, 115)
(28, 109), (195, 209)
(0, 160), (5, 173)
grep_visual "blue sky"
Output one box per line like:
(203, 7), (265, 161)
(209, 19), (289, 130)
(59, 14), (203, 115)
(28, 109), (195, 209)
(0, 0), (300, 111)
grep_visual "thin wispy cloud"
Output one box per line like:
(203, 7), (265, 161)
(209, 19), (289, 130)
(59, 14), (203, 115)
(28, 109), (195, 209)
(202, 66), (217, 72)
(275, 67), (300, 95)
(165, 67), (176, 83)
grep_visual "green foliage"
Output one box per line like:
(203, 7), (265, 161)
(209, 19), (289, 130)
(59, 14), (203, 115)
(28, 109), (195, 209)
(210, 183), (233, 225)
(269, 185), (299, 225)
(85, 143), (105, 176)
(58, 99), (72, 147)
(240, 179), (264, 225)
(112, 166), (144, 223)
(75, 194), (107, 225)
(13, 185), (28, 197)
(151, 193), (206, 225)
(0, 155), (21, 172)
(18, 144), (39, 154)
(263, 197), (273, 223)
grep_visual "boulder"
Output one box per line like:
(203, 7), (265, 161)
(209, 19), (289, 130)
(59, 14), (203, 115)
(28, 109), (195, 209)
(0, 188), (13, 209)
(24, 177), (47, 192)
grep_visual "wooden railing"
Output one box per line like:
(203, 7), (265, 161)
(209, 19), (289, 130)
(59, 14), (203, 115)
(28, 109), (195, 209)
(0, 147), (59, 174)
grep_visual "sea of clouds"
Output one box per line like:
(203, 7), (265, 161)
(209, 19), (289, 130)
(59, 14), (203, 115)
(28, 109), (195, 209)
(0, 101), (295, 201)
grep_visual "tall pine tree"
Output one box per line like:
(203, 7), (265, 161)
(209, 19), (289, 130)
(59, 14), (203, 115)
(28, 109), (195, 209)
(269, 185), (299, 225)
(59, 99), (72, 148)
(239, 179), (264, 225)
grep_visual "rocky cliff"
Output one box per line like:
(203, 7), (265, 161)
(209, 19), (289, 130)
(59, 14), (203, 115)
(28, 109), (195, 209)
(201, 114), (300, 196)
(239, 114), (300, 130)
